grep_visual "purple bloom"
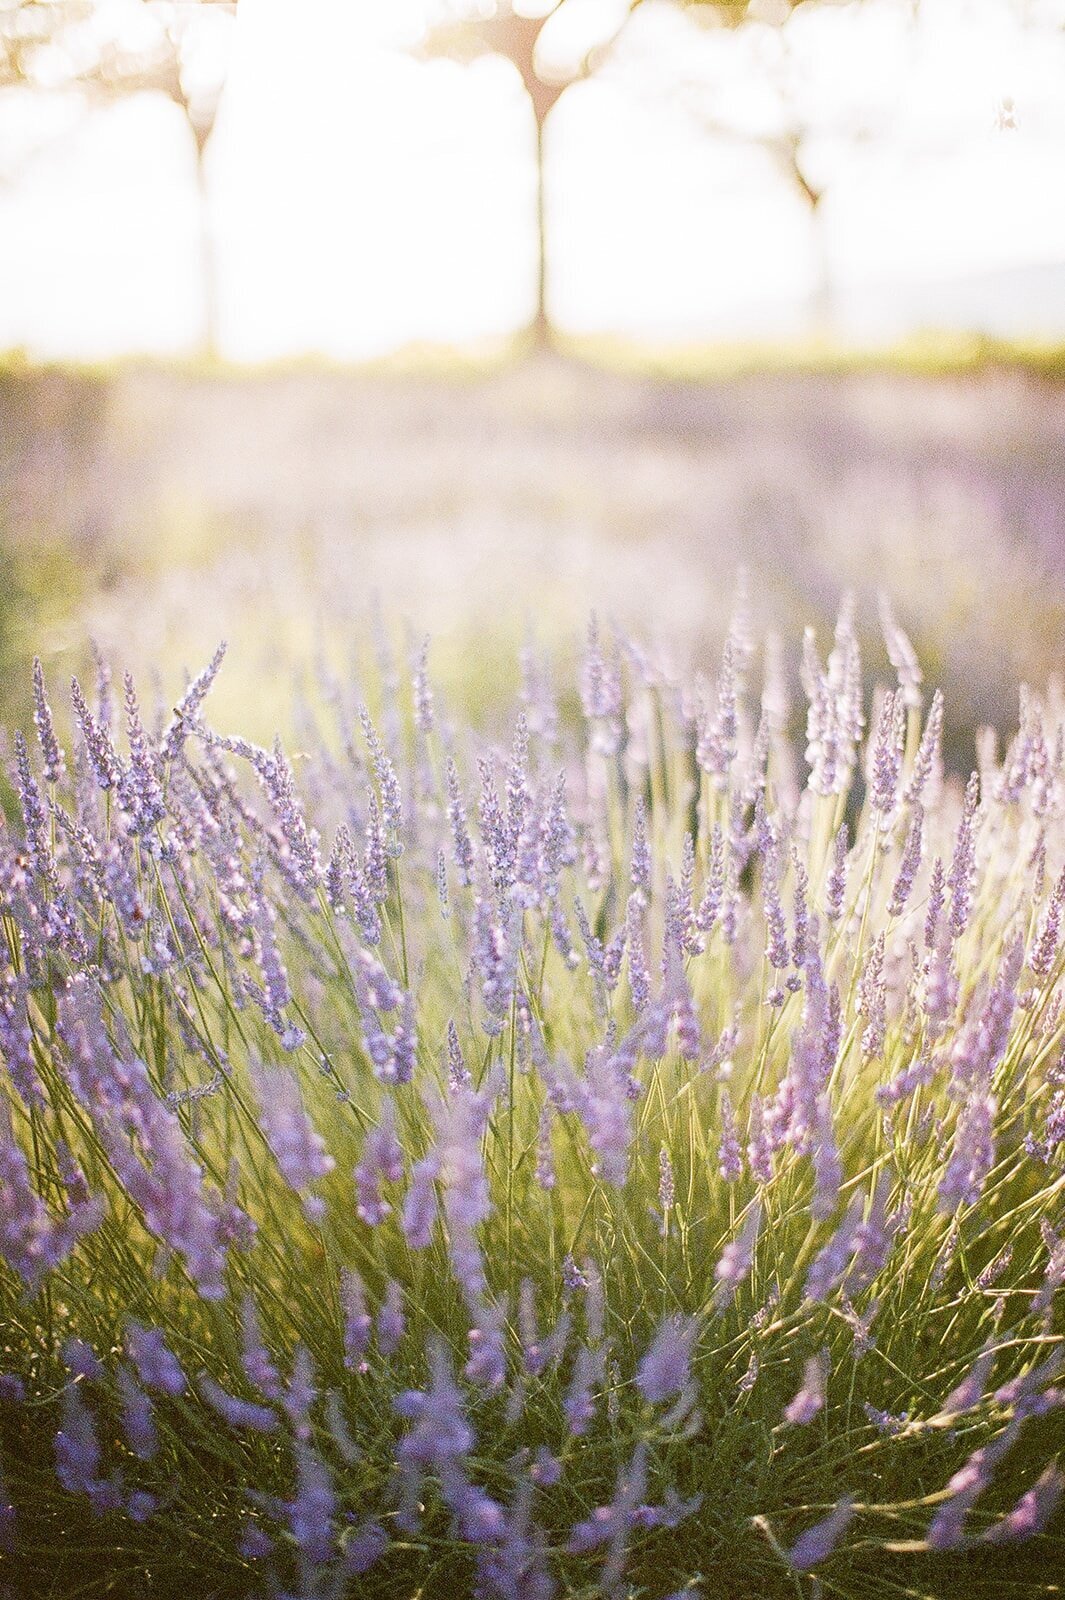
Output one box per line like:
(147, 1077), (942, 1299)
(286, 1442), (336, 1565)
(939, 1091), (997, 1211)
(697, 637), (738, 782)
(696, 823), (726, 937)
(578, 1042), (633, 1187)
(904, 687), (943, 806)
(925, 1423), (1021, 1551)
(345, 1518), (389, 1575)
(880, 595), (922, 708)
(983, 1467), (1063, 1545)
(785, 1497), (855, 1569)
(126, 1322), (186, 1396)
(580, 616), (623, 756)
(942, 1348), (995, 1415)
(657, 1145), (675, 1217)
(240, 1294), (283, 1400)
(118, 673), (167, 839)
(402, 1155), (441, 1248)
(947, 772), (980, 939)
(250, 1062), (334, 1220)
(630, 796), (651, 900)
(563, 1343), (604, 1436)
(535, 1105), (556, 1191)
(377, 1280), (406, 1356)
(32, 657), (66, 784)
(341, 1269), (372, 1370)
(0, 1100), (100, 1288)
(13, 731), (57, 891)
(394, 1339), (479, 1532)
(412, 636), (434, 735)
(713, 1203), (762, 1309)
(198, 1373), (278, 1432)
(354, 1103), (404, 1225)
(717, 1089), (743, 1183)
(889, 802), (924, 916)
(246, 875), (304, 1047)
(158, 642), (227, 763)
(116, 1365), (157, 1460)
(71, 675), (120, 792)
(868, 689), (905, 813)
(824, 822), (849, 923)
(466, 1302), (507, 1391)
(55, 1386), (120, 1515)
(636, 1315), (698, 1405)
(0, 967), (41, 1107)
(625, 893), (650, 1016)
(1031, 867), (1065, 978)
(125, 1490), (158, 1523)
(858, 934), (887, 1058)
(801, 603), (863, 797)
(566, 1440), (647, 1599)
(446, 759), (476, 886)
(803, 1193), (864, 1302)
(783, 1351), (828, 1425)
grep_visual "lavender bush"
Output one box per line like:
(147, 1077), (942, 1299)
(1, 595), (1064, 1599)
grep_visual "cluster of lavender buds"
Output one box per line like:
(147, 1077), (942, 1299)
(1, 596), (1064, 1599)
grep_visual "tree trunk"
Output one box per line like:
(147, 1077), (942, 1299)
(193, 131), (219, 358)
(782, 141), (833, 337)
(530, 113), (551, 349)
(808, 196), (833, 337)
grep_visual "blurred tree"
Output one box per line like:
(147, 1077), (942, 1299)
(626, 0), (1047, 330)
(420, 2), (594, 347)
(667, 0), (887, 328)
(0, 0), (236, 353)
(419, 0), (810, 345)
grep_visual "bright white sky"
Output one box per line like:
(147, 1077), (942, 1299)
(1, 0), (1064, 358)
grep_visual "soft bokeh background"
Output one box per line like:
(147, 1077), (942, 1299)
(2, 0), (1065, 751)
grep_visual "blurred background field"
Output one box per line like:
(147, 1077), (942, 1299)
(3, 349), (1065, 764)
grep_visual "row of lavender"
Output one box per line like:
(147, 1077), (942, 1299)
(1, 597), (1064, 1596)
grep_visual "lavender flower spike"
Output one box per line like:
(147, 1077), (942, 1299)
(785, 1497), (856, 1570)
(249, 1061), (335, 1220)
(125, 1321), (186, 1396)
(783, 1350), (828, 1425)
(636, 1314), (698, 1406)
(159, 641), (227, 763)
(983, 1467), (1064, 1545)
(32, 656), (66, 783)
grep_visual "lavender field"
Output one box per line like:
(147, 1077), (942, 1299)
(2, 359), (1065, 1600)
(4, 358), (1065, 742)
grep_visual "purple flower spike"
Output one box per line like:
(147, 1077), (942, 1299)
(354, 1103), (404, 1225)
(636, 1315), (698, 1405)
(983, 1467), (1064, 1545)
(287, 1442), (337, 1565)
(341, 1269), (372, 1371)
(377, 1280), (406, 1357)
(116, 1365), (157, 1461)
(71, 676), (121, 792)
(55, 1386), (121, 1516)
(159, 642), (227, 764)
(32, 657), (66, 784)
(713, 1203), (762, 1309)
(250, 1062), (334, 1217)
(785, 1497), (856, 1570)
(198, 1373), (278, 1433)
(125, 1321), (186, 1397)
(783, 1350), (828, 1425)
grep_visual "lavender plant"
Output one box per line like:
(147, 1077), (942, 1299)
(1, 600), (1064, 1599)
